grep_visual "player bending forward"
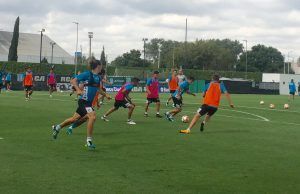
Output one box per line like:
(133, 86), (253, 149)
(180, 74), (234, 134)
(101, 78), (140, 125)
(52, 60), (109, 149)
(165, 76), (196, 122)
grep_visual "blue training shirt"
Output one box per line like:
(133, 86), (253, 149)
(204, 82), (227, 93)
(289, 82), (296, 92)
(0, 72), (3, 84)
(76, 71), (101, 103)
(5, 73), (11, 81)
(172, 81), (190, 97)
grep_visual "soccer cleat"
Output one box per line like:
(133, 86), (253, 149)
(52, 125), (59, 139)
(144, 113), (149, 117)
(156, 114), (163, 118)
(66, 126), (73, 135)
(127, 120), (136, 125)
(200, 122), (205, 132)
(101, 116), (109, 122)
(180, 129), (191, 134)
(86, 141), (96, 150)
(164, 112), (174, 122)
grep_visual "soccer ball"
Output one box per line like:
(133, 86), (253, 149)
(284, 104), (289, 109)
(269, 104), (275, 109)
(181, 115), (189, 123)
(260, 101), (265, 105)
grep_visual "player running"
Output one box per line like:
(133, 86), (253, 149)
(47, 69), (56, 98)
(177, 69), (186, 84)
(98, 69), (112, 105)
(180, 74), (234, 134)
(101, 77), (140, 125)
(144, 71), (163, 118)
(5, 72), (12, 91)
(52, 60), (108, 149)
(289, 79), (296, 100)
(23, 67), (34, 101)
(166, 69), (178, 106)
(0, 71), (3, 93)
(165, 76), (196, 122)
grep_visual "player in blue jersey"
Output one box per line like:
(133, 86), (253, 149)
(5, 72), (12, 91)
(289, 79), (296, 100)
(165, 76), (196, 122)
(51, 59), (109, 149)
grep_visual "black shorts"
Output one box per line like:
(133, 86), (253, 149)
(76, 99), (94, 117)
(114, 100), (132, 109)
(101, 87), (107, 92)
(198, 104), (218, 116)
(172, 96), (182, 108)
(24, 85), (33, 91)
(170, 90), (176, 94)
(290, 92), (295, 95)
(147, 98), (160, 104)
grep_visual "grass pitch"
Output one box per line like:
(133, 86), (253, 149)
(0, 91), (300, 194)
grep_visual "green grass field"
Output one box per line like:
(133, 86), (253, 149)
(1, 91), (300, 194)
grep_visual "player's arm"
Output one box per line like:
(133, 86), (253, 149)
(221, 83), (234, 108)
(98, 83), (111, 100)
(70, 78), (83, 95)
(186, 90), (196, 96)
(146, 80), (151, 95)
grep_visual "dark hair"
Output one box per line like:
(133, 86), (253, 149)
(89, 59), (101, 70)
(132, 77), (140, 83)
(154, 70), (159, 74)
(212, 74), (220, 81)
(187, 76), (195, 81)
(99, 69), (106, 76)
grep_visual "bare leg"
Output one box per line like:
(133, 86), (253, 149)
(145, 102), (150, 114)
(156, 102), (161, 113)
(86, 111), (96, 137)
(128, 105), (135, 120)
(169, 108), (182, 117)
(104, 107), (118, 117)
(59, 113), (81, 128)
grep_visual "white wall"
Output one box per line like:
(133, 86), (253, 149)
(262, 73), (280, 83)
(279, 74), (300, 95)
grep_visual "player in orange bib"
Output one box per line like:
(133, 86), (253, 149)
(180, 74), (234, 134)
(23, 67), (34, 101)
(166, 69), (179, 106)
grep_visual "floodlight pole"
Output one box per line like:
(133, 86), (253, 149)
(88, 32), (93, 58)
(142, 38), (148, 79)
(73, 22), (79, 74)
(39, 29), (45, 63)
(50, 42), (56, 65)
(243, 40), (248, 79)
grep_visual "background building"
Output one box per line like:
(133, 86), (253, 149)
(0, 31), (74, 64)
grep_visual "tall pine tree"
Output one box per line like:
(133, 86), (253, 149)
(100, 46), (106, 66)
(8, 16), (20, 61)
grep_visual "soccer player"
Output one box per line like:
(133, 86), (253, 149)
(177, 69), (186, 84)
(0, 71), (3, 93)
(180, 74), (234, 134)
(144, 71), (163, 118)
(289, 79), (296, 100)
(70, 71), (81, 98)
(165, 76), (196, 122)
(101, 77), (140, 125)
(52, 60), (108, 149)
(23, 67), (34, 101)
(166, 69), (178, 106)
(98, 69), (112, 105)
(5, 72), (12, 91)
(47, 69), (56, 98)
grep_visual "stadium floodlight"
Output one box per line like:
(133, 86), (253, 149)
(243, 40), (248, 79)
(88, 32), (94, 58)
(39, 28), (46, 63)
(50, 42), (56, 65)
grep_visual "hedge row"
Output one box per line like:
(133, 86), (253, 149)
(0, 61), (262, 81)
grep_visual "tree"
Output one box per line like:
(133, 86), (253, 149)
(8, 16), (20, 62)
(237, 44), (284, 73)
(100, 46), (106, 66)
(111, 49), (150, 67)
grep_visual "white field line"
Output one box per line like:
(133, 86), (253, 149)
(0, 137), (4, 140)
